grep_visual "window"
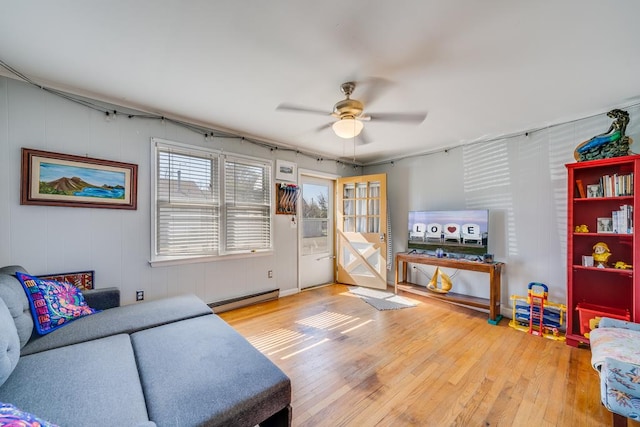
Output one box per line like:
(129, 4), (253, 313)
(224, 156), (272, 253)
(151, 138), (272, 264)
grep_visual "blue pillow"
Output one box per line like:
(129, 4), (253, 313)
(16, 272), (99, 335)
(0, 402), (59, 426)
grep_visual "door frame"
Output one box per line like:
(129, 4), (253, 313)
(297, 168), (340, 292)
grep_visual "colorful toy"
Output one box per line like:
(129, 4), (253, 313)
(574, 224), (589, 233)
(509, 282), (567, 341)
(614, 261), (633, 270)
(592, 242), (611, 267)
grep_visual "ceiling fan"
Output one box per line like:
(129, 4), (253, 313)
(276, 81), (427, 140)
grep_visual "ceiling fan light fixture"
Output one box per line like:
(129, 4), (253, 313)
(332, 118), (363, 139)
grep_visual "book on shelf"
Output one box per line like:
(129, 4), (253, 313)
(612, 204), (633, 234)
(575, 179), (586, 198)
(599, 172), (634, 197)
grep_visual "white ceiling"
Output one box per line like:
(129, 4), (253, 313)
(2, 1), (640, 164)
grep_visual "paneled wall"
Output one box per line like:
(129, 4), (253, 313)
(0, 76), (346, 305)
(367, 104), (640, 317)
(3, 74), (639, 316)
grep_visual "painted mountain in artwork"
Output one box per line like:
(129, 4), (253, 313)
(45, 176), (92, 192)
(40, 176), (125, 199)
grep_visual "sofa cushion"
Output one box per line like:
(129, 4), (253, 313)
(0, 266), (33, 348)
(131, 314), (291, 427)
(21, 294), (213, 355)
(590, 326), (640, 370)
(0, 402), (58, 427)
(16, 272), (99, 335)
(0, 299), (20, 387)
(0, 334), (150, 427)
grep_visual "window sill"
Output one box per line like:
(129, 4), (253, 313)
(149, 250), (273, 268)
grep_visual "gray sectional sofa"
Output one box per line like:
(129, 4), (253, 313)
(0, 265), (292, 426)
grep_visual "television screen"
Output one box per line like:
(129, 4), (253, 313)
(408, 210), (489, 257)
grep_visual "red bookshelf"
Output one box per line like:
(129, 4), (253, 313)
(566, 155), (640, 347)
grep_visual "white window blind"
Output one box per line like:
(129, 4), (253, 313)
(155, 143), (219, 257)
(152, 138), (273, 263)
(224, 156), (272, 253)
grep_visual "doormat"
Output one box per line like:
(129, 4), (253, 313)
(348, 287), (418, 311)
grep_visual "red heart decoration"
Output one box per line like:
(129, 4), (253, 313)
(447, 226), (457, 233)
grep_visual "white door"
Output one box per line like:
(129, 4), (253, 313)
(299, 175), (334, 289)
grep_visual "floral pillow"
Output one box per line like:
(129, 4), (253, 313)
(16, 272), (99, 335)
(0, 402), (59, 427)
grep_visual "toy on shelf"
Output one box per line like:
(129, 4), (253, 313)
(592, 242), (611, 268)
(574, 224), (589, 233)
(509, 282), (567, 341)
(614, 261), (633, 270)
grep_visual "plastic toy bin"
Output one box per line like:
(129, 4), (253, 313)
(576, 302), (630, 335)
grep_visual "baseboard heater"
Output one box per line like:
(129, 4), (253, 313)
(209, 288), (279, 314)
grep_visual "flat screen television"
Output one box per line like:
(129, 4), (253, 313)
(408, 210), (489, 258)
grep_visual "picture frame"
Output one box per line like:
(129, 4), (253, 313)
(275, 159), (297, 182)
(587, 184), (601, 198)
(21, 148), (138, 210)
(37, 270), (95, 290)
(597, 217), (613, 233)
(581, 255), (594, 267)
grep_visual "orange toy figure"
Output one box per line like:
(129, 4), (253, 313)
(592, 242), (611, 268)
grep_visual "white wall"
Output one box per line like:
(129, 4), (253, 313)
(0, 76), (348, 305)
(3, 74), (639, 316)
(367, 105), (640, 317)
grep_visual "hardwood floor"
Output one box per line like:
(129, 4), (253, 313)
(220, 284), (638, 427)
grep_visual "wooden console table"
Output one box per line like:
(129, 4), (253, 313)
(394, 252), (504, 324)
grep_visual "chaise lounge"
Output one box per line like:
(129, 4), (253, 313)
(0, 265), (292, 426)
(590, 317), (640, 426)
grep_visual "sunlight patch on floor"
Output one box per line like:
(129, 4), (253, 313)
(247, 328), (307, 353)
(247, 310), (375, 360)
(326, 316), (362, 330)
(295, 311), (357, 330)
(280, 338), (331, 360)
(340, 319), (374, 333)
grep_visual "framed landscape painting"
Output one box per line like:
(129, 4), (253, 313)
(21, 148), (138, 209)
(275, 159), (297, 182)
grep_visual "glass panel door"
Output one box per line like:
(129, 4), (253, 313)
(336, 174), (387, 290)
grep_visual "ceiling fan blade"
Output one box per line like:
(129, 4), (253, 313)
(357, 77), (393, 106)
(276, 103), (331, 116)
(357, 128), (372, 145)
(314, 122), (333, 133)
(366, 112), (427, 124)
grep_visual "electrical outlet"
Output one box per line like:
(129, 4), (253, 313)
(136, 290), (144, 301)
(268, 270), (273, 278)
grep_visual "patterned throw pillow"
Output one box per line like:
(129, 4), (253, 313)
(16, 272), (99, 335)
(0, 402), (59, 427)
